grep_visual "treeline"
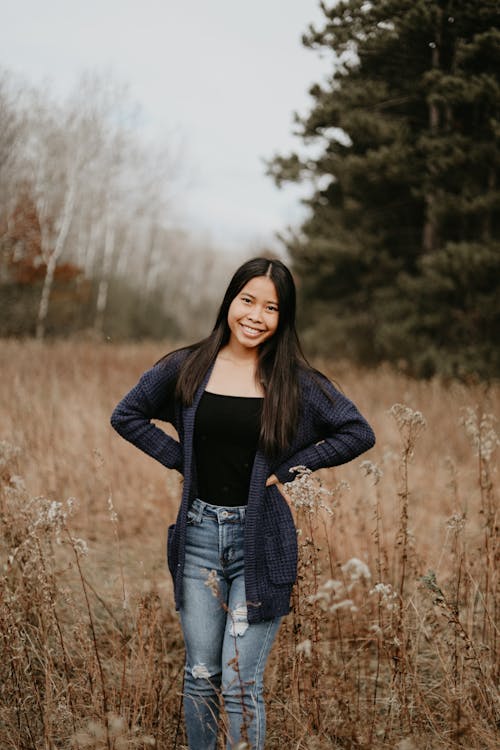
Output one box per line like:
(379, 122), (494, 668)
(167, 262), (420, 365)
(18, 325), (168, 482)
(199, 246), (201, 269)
(0, 71), (231, 341)
(269, 0), (500, 379)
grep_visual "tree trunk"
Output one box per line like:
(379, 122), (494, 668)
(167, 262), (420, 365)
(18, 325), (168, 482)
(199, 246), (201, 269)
(144, 224), (161, 297)
(422, 39), (440, 255)
(94, 220), (115, 335)
(36, 183), (75, 340)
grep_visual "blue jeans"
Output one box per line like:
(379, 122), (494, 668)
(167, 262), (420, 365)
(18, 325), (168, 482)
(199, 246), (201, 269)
(179, 498), (281, 750)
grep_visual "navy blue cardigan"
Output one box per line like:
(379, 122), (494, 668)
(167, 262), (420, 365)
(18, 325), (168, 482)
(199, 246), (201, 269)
(110, 351), (375, 623)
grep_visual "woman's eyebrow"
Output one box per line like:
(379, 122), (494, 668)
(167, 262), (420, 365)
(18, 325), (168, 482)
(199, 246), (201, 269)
(240, 291), (279, 305)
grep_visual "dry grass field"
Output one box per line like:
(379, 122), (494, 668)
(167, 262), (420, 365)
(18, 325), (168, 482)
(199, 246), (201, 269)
(0, 339), (498, 749)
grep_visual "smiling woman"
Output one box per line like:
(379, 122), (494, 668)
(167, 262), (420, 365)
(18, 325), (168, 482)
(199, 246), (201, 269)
(227, 275), (279, 348)
(110, 256), (375, 749)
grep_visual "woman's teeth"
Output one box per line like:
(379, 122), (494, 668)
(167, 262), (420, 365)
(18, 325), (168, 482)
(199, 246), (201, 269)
(242, 325), (262, 336)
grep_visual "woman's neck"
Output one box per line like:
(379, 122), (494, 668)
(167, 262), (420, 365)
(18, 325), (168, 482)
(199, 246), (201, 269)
(206, 345), (263, 397)
(219, 342), (259, 366)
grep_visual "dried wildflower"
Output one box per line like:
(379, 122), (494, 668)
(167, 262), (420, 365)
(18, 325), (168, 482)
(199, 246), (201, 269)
(382, 446), (398, 464)
(461, 407), (499, 461)
(370, 582), (398, 610)
(283, 465), (338, 515)
(108, 714), (126, 735)
(396, 737), (418, 750)
(389, 404), (426, 432)
(360, 460), (383, 485)
(0, 440), (21, 471)
(107, 494), (118, 524)
(29, 495), (78, 543)
(370, 582), (392, 597)
(420, 570), (444, 601)
(204, 569), (220, 598)
(322, 578), (343, 593)
(309, 578), (343, 610)
(71, 537), (89, 556)
(330, 598), (355, 612)
(8, 474), (25, 491)
(296, 638), (312, 658)
(341, 557), (371, 583)
(85, 718), (105, 739)
(73, 713), (149, 749)
(311, 557), (372, 619)
(389, 404), (426, 458)
(47, 500), (63, 524)
(92, 447), (105, 469)
(445, 512), (466, 531)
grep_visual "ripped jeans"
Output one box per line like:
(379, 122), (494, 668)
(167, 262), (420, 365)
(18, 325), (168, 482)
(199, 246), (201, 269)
(179, 498), (281, 750)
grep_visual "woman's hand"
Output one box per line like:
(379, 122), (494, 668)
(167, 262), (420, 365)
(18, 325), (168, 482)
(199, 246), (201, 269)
(265, 474), (279, 487)
(266, 474), (294, 509)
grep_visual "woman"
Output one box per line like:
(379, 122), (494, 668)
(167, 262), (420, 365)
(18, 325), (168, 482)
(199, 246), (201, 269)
(110, 257), (375, 749)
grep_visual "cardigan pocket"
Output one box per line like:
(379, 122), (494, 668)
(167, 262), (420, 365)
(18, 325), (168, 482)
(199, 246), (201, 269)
(263, 485), (298, 585)
(264, 532), (298, 585)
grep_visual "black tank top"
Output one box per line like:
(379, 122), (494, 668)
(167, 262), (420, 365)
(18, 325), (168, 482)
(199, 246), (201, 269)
(194, 391), (263, 506)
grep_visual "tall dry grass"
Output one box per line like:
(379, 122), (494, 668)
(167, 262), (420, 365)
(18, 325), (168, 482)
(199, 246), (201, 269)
(0, 339), (498, 749)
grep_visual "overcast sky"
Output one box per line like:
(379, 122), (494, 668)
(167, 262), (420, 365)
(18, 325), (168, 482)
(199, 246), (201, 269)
(2, 0), (332, 254)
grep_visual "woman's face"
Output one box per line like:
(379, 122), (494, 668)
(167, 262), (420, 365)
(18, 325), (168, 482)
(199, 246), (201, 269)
(227, 275), (279, 351)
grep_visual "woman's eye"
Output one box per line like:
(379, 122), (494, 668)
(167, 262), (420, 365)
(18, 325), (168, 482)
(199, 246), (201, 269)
(241, 297), (252, 303)
(267, 305), (278, 312)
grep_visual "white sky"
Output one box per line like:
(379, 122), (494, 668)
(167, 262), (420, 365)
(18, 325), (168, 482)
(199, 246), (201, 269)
(1, 0), (332, 254)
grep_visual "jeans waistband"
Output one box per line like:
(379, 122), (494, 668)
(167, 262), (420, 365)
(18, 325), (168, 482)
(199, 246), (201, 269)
(190, 497), (246, 523)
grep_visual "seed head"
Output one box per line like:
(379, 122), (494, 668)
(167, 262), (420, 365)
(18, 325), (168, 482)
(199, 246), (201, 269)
(204, 569), (220, 599)
(461, 407), (499, 461)
(341, 557), (371, 582)
(360, 460), (383, 485)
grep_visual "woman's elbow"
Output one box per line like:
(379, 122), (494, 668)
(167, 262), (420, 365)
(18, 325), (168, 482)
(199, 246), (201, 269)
(363, 424), (376, 452)
(110, 406), (126, 434)
(349, 421), (375, 457)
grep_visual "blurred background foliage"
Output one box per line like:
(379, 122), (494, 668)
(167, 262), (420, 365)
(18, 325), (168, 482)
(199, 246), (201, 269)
(1, 0), (499, 380)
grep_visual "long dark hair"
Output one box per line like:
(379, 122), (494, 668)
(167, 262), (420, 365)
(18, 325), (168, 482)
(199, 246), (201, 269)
(161, 257), (310, 459)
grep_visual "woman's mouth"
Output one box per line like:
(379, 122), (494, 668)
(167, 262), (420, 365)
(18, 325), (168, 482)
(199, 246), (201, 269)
(240, 324), (265, 338)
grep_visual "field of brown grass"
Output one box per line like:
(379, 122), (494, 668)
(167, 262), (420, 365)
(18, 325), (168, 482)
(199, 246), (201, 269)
(0, 339), (498, 749)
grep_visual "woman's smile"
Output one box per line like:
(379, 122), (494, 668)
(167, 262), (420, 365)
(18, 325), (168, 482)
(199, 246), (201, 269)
(240, 323), (265, 337)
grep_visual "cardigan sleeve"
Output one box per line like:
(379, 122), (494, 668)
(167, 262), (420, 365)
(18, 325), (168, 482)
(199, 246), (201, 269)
(110, 360), (183, 473)
(273, 374), (375, 484)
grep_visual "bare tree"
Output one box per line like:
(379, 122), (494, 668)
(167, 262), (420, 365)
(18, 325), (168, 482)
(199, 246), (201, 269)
(0, 73), (30, 283)
(28, 100), (85, 340)
(2, 68), (230, 341)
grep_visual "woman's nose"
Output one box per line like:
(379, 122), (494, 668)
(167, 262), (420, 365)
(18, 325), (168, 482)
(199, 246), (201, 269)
(248, 307), (262, 321)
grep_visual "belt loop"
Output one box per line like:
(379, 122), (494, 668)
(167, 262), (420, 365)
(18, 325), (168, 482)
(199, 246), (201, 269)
(194, 498), (205, 523)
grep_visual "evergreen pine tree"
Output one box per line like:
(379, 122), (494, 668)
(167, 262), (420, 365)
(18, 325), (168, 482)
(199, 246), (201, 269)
(269, 0), (500, 377)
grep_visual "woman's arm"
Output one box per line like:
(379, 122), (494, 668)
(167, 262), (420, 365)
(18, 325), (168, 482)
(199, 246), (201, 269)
(110, 362), (183, 473)
(272, 376), (375, 485)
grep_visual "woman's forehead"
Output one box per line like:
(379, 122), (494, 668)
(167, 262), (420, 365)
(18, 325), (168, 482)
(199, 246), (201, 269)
(239, 276), (278, 301)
